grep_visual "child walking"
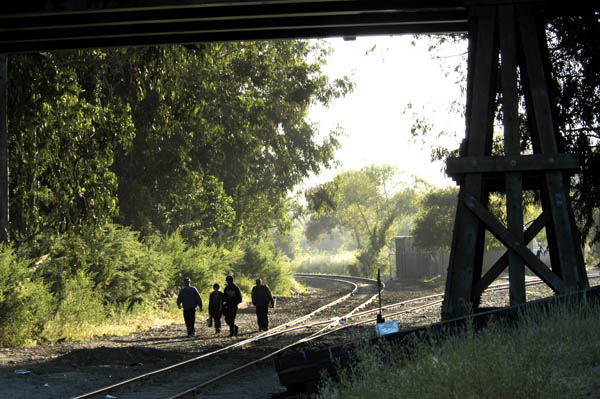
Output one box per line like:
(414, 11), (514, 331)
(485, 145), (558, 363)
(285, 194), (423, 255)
(208, 283), (224, 334)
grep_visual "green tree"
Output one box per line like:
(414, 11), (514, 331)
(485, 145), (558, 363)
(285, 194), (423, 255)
(411, 187), (459, 251)
(306, 165), (416, 277)
(100, 46), (237, 242)
(7, 52), (135, 242)
(109, 42), (352, 243)
(546, 15), (600, 246)
(304, 213), (340, 244)
(6, 42), (352, 246)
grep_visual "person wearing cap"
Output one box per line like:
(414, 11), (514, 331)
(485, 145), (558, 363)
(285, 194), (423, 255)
(222, 275), (243, 337)
(177, 277), (203, 337)
(251, 278), (275, 331)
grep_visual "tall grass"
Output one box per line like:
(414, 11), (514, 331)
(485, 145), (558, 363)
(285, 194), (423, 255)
(296, 250), (355, 275)
(317, 302), (600, 399)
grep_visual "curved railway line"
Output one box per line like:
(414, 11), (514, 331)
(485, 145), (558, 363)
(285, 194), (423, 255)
(71, 274), (380, 398)
(59, 272), (600, 398)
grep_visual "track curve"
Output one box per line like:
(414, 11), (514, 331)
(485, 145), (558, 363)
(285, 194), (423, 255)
(71, 274), (373, 399)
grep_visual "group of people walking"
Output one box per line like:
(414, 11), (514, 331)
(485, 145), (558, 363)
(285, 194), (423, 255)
(176, 275), (274, 337)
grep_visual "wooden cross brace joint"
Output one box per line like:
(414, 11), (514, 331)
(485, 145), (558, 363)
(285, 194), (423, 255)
(472, 211), (548, 297)
(462, 194), (568, 293)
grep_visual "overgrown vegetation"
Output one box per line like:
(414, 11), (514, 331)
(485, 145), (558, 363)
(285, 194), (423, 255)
(7, 42), (352, 244)
(305, 165), (417, 278)
(317, 302), (600, 398)
(0, 228), (299, 347)
(295, 250), (355, 275)
(0, 40), (351, 347)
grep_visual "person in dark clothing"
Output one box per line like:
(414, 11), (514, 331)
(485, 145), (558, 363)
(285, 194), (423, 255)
(251, 278), (274, 331)
(177, 277), (203, 337)
(208, 283), (224, 334)
(222, 275), (242, 337)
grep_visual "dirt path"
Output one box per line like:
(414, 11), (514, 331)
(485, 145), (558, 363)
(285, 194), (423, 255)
(0, 280), (361, 398)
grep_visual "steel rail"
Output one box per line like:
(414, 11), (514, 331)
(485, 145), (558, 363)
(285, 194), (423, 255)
(275, 273), (600, 343)
(166, 275), (382, 398)
(73, 273), (599, 398)
(290, 273), (600, 332)
(70, 275), (359, 399)
(168, 281), (436, 399)
(348, 272), (600, 322)
(299, 282), (381, 341)
(293, 273), (386, 331)
(272, 276), (359, 330)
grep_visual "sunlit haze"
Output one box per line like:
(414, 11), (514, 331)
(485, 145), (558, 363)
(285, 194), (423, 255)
(305, 35), (468, 190)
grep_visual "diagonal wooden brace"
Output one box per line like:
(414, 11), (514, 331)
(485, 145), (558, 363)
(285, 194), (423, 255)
(473, 211), (549, 298)
(463, 194), (567, 293)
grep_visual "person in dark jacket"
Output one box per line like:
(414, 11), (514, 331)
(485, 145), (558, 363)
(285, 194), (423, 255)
(251, 278), (274, 331)
(208, 283), (224, 334)
(176, 277), (203, 337)
(222, 275), (242, 337)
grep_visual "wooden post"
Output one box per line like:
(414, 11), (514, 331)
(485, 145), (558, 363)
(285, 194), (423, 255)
(442, 3), (588, 320)
(499, 5), (525, 306)
(442, 6), (498, 319)
(516, 6), (584, 290)
(0, 54), (8, 244)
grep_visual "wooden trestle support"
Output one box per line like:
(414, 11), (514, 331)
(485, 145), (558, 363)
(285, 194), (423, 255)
(441, 3), (589, 320)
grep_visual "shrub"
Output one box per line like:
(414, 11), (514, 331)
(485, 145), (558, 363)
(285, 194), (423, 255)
(231, 240), (296, 295)
(0, 246), (55, 346)
(43, 271), (105, 341)
(34, 224), (171, 310)
(153, 232), (237, 297)
(1, 227), (302, 346)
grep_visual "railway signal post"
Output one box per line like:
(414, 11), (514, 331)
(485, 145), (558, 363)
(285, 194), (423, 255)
(377, 268), (384, 323)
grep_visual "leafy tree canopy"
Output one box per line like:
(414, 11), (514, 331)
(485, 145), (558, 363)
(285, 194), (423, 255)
(8, 51), (135, 243)
(546, 15), (600, 245)
(411, 187), (458, 251)
(7, 41), (353, 245)
(305, 165), (417, 276)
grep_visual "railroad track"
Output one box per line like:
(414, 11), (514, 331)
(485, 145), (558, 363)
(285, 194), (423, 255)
(71, 272), (600, 398)
(370, 273), (599, 323)
(276, 273), (600, 397)
(70, 274), (380, 399)
(279, 272), (600, 346)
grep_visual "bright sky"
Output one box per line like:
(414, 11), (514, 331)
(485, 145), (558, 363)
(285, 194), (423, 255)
(304, 35), (468, 189)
